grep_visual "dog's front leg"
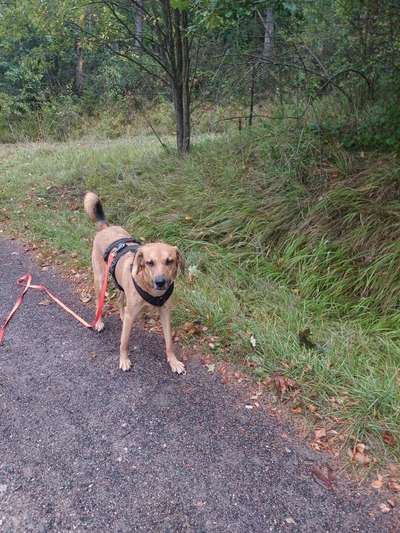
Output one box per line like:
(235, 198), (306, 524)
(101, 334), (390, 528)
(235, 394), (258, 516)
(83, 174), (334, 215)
(117, 291), (126, 321)
(119, 309), (137, 371)
(159, 305), (185, 375)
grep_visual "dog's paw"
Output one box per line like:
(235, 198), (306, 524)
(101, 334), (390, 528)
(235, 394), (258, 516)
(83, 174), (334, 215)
(94, 320), (105, 332)
(168, 357), (186, 375)
(119, 358), (132, 371)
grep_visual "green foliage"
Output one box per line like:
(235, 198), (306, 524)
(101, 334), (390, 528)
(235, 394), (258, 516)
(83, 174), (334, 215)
(344, 101), (400, 152)
(1, 0), (400, 151)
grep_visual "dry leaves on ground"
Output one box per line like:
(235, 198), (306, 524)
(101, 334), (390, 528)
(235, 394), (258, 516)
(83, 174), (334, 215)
(264, 373), (298, 396)
(379, 503), (392, 513)
(371, 475), (384, 490)
(310, 427), (339, 453)
(79, 293), (92, 303)
(388, 479), (400, 493)
(348, 443), (370, 466)
(181, 321), (203, 337)
(383, 431), (396, 447)
(311, 464), (335, 490)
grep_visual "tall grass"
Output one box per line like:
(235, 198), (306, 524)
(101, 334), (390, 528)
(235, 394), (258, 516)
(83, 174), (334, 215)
(0, 96), (247, 143)
(1, 106), (399, 459)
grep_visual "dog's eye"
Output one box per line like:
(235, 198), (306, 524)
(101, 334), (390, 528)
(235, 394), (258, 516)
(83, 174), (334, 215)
(165, 258), (174, 265)
(146, 260), (155, 267)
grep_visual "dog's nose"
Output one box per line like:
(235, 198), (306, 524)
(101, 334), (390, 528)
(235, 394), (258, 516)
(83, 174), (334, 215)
(154, 276), (166, 289)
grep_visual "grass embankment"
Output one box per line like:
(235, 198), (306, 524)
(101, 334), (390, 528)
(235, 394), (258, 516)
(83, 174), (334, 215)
(0, 118), (399, 461)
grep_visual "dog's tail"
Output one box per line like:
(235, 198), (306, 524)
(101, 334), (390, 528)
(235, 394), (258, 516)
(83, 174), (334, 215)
(84, 192), (108, 231)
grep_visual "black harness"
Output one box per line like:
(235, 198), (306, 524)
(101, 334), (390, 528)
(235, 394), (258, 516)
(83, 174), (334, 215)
(103, 237), (174, 307)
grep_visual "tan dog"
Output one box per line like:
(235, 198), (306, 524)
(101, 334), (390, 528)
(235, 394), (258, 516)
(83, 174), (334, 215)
(84, 192), (185, 374)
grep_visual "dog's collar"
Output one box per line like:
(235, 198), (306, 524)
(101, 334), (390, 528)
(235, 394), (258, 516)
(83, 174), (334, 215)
(132, 276), (174, 307)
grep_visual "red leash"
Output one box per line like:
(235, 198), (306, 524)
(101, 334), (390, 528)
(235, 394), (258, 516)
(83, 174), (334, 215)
(0, 252), (116, 345)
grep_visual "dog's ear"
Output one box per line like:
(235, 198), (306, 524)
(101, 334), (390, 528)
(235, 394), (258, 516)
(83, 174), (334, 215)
(175, 247), (186, 275)
(133, 249), (145, 275)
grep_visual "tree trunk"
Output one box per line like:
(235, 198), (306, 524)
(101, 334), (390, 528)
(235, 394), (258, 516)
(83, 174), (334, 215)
(173, 81), (190, 153)
(75, 13), (85, 96)
(135, 0), (144, 49)
(260, 7), (274, 92)
(171, 8), (190, 153)
(263, 8), (274, 62)
(248, 62), (256, 126)
(180, 10), (190, 153)
(75, 39), (84, 96)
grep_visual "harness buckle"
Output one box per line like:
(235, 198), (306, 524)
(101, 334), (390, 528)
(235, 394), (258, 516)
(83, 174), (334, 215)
(114, 242), (128, 254)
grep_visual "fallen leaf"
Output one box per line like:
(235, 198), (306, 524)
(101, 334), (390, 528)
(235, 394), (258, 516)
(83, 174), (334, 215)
(250, 391), (262, 400)
(182, 321), (202, 336)
(354, 452), (370, 465)
(194, 500), (206, 508)
(311, 464), (335, 490)
(371, 475), (384, 490)
(291, 406), (303, 414)
(314, 428), (327, 440)
(200, 354), (213, 365)
(38, 299), (51, 306)
(383, 431), (396, 447)
(284, 517), (296, 524)
(355, 442), (366, 454)
(379, 503), (391, 513)
(308, 404), (318, 413)
(387, 498), (397, 508)
(265, 374), (298, 396)
(388, 479), (400, 493)
(348, 443), (370, 466)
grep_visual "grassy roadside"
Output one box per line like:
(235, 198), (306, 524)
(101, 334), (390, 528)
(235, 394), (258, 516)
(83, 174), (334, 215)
(1, 123), (399, 464)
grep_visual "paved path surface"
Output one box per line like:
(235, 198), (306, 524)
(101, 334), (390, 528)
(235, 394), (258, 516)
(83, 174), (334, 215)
(0, 238), (398, 532)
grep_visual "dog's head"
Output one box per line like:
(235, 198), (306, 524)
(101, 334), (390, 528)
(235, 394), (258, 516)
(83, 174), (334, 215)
(133, 243), (185, 292)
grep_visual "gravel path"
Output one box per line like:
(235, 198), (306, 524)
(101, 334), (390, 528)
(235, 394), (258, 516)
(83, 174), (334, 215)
(0, 237), (397, 532)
